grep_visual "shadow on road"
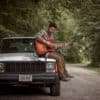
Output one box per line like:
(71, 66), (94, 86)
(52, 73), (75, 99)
(0, 85), (50, 96)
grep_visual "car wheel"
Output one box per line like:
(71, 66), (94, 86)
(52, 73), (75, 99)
(50, 79), (60, 96)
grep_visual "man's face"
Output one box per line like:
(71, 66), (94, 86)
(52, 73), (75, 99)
(48, 27), (56, 34)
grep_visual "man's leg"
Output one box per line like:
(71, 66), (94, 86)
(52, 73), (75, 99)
(58, 53), (74, 78)
(58, 54), (69, 76)
(47, 52), (69, 78)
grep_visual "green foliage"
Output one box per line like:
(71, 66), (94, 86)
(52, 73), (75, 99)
(0, 0), (99, 65)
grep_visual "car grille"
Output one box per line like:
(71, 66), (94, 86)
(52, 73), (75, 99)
(5, 62), (46, 74)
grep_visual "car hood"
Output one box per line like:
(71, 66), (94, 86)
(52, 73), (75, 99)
(0, 53), (56, 62)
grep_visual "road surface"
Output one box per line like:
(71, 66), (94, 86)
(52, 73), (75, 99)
(0, 64), (100, 100)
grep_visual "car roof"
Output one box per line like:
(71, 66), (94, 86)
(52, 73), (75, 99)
(3, 37), (35, 39)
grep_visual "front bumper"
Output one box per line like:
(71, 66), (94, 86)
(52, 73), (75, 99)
(0, 73), (59, 85)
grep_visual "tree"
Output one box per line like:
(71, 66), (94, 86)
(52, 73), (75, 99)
(0, 0), (99, 65)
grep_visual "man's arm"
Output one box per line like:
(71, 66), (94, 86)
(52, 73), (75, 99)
(36, 37), (48, 45)
(36, 37), (57, 48)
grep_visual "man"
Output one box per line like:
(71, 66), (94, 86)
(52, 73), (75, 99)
(35, 23), (73, 81)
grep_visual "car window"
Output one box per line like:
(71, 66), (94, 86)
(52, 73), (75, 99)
(0, 38), (35, 53)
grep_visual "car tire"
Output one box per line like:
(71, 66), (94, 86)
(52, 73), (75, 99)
(50, 79), (60, 96)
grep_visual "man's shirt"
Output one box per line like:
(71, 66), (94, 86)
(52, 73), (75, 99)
(35, 30), (54, 40)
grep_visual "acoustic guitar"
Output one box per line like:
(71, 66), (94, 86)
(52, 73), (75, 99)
(35, 32), (83, 55)
(35, 39), (69, 55)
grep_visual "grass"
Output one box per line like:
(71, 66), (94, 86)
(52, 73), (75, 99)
(87, 66), (100, 73)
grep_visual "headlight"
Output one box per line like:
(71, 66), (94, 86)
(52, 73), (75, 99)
(0, 63), (5, 73)
(46, 63), (55, 72)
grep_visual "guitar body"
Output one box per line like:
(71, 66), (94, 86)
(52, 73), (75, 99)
(35, 39), (56, 55)
(35, 40), (47, 55)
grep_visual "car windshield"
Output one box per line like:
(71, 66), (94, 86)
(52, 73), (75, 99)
(0, 38), (35, 53)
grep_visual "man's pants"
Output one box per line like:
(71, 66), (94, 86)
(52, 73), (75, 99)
(47, 52), (69, 77)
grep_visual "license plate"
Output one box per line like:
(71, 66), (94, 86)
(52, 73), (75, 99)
(19, 75), (32, 82)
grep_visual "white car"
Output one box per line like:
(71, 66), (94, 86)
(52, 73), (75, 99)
(0, 37), (60, 96)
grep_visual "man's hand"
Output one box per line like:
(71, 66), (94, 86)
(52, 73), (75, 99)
(46, 41), (57, 49)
